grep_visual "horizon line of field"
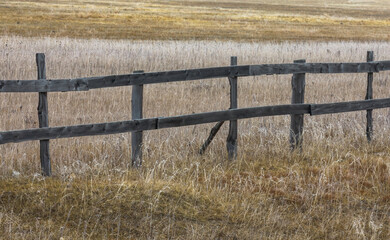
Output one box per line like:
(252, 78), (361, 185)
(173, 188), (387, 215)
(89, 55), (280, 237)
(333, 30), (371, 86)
(0, 61), (390, 92)
(1, 97), (390, 145)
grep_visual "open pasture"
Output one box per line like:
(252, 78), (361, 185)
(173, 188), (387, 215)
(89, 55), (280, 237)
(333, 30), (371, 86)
(1, 0), (390, 41)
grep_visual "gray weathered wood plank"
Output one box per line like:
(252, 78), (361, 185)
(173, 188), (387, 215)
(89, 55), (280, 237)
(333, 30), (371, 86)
(290, 59), (306, 150)
(227, 56), (238, 160)
(131, 71), (144, 167)
(0, 104), (311, 144)
(310, 98), (390, 115)
(0, 79), (89, 92)
(249, 61), (389, 75)
(1, 61), (390, 92)
(0, 118), (159, 144)
(366, 51), (374, 142)
(36, 53), (51, 176)
(0, 66), (249, 92)
(3, 98), (390, 145)
(157, 104), (311, 129)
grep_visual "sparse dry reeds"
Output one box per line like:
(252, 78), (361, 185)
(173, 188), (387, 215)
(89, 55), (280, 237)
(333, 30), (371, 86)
(1, 36), (390, 238)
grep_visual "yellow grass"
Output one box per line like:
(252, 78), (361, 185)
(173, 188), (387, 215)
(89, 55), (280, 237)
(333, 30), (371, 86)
(1, 0), (390, 41)
(1, 36), (390, 238)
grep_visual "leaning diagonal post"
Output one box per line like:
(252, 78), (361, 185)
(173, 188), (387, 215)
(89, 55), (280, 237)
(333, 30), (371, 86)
(199, 121), (225, 155)
(36, 53), (51, 176)
(290, 59), (306, 151)
(366, 51), (374, 142)
(227, 56), (238, 160)
(131, 71), (144, 167)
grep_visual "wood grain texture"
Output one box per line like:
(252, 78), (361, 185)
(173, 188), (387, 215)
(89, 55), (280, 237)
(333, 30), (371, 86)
(157, 104), (311, 129)
(131, 71), (144, 167)
(3, 98), (390, 145)
(310, 98), (390, 115)
(248, 61), (389, 75)
(1, 61), (390, 92)
(366, 51), (374, 142)
(0, 66), (249, 92)
(0, 104), (311, 144)
(227, 56), (238, 160)
(36, 53), (51, 176)
(290, 59), (306, 150)
(0, 118), (158, 144)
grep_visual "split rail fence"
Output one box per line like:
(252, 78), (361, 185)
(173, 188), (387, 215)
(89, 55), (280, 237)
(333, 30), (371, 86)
(1, 52), (390, 176)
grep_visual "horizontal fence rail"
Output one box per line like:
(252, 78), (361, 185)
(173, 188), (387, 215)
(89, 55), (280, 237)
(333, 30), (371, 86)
(1, 61), (390, 92)
(2, 98), (390, 145)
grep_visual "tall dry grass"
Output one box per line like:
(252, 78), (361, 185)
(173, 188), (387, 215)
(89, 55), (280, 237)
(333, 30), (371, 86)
(1, 36), (390, 238)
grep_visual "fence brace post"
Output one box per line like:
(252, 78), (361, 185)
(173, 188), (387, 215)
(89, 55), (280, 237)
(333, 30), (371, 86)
(131, 70), (144, 167)
(366, 51), (374, 142)
(36, 53), (51, 176)
(290, 59), (306, 151)
(227, 56), (238, 160)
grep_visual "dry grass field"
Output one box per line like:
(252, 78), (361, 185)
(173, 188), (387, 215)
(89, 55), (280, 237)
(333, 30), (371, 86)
(2, 0), (390, 239)
(1, 36), (390, 239)
(1, 0), (390, 41)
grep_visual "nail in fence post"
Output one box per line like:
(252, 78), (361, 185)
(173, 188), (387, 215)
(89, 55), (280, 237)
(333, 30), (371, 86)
(227, 56), (238, 160)
(36, 53), (51, 176)
(290, 59), (306, 151)
(366, 51), (374, 142)
(131, 70), (144, 167)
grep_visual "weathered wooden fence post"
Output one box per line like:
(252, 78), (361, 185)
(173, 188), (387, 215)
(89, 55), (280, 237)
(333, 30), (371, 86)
(36, 53), (51, 176)
(227, 56), (238, 160)
(366, 51), (374, 142)
(290, 59), (306, 150)
(131, 70), (144, 167)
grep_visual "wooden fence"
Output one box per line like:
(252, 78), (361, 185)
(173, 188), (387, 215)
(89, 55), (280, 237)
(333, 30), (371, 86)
(1, 52), (390, 176)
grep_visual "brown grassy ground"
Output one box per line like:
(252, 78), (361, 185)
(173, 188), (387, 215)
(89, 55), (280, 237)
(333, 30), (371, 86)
(1, 0), (390, 41)
(1, 37), (390, 238)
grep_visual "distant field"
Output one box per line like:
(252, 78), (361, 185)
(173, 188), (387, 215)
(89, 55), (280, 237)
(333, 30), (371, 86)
(1, 0), (390, 41)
